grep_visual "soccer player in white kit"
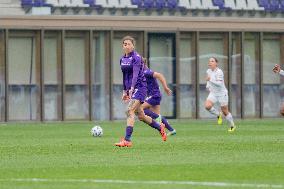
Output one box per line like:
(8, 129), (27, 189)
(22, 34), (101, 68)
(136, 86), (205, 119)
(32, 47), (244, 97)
(272, 64), (284, 116)
(205, 57), (236, 132)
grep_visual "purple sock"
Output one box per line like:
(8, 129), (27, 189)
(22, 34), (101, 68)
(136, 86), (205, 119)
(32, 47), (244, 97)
(162, 117), (174, 131)
(125, 126), (133, 141)
(144, 109), (159, 119)
(149, 120), (161, 131)
(144, 109), (174, 132)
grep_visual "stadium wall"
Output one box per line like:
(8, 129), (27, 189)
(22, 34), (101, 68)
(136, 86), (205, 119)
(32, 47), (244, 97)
(0, 0), (284, 121)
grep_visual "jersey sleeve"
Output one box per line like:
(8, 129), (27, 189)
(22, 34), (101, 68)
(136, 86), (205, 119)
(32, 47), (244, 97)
(144, 69), (154, 78)
(280, 70), (284, 76)
(215, 70), (224, 81)
(131, 55), (142, 88)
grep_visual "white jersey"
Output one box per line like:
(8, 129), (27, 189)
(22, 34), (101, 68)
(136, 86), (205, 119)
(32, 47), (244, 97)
(206, 67), (228, 96)
(280, 70), (284, 76)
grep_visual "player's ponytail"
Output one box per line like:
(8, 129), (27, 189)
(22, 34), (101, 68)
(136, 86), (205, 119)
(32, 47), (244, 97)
(211, 57), (218, 63)
(142, 57), (149, 68)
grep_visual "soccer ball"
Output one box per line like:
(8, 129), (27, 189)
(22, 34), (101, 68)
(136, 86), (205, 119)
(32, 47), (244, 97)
(91, 125), (103, 137)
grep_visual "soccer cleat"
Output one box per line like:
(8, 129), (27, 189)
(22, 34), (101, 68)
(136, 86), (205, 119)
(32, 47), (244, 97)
(228, 126), (236, 133)
(217, 112), (223, 125)
(160, 123), (167, 141)
(115, 138), (132, 147)
(167, 129), (176, 136)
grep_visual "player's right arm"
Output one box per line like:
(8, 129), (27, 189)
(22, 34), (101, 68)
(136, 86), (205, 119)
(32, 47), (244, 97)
(153, 72), (172, 96)
(121, 59), (130, 101)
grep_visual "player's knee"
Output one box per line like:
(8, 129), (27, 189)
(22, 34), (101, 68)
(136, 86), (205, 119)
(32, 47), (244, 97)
(204, 100), (213, 110)
(280, 109), (284, 116)
(134, 111), (139, 116)
(205, 103), (212, 110)
(222, 111), (228, 116)
(137, 114), (144, 121)
(221, 108), (229, 116)
(137, 111), (145, 121)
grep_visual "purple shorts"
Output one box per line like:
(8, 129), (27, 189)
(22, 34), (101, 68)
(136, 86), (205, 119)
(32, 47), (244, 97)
(131, 87), (147, 103)
(145, 95), (161, 106)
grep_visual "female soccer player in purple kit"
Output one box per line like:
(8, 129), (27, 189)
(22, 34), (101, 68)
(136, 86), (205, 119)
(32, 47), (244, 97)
(115, 36), (167, 147)
(141, 58), (176, 136)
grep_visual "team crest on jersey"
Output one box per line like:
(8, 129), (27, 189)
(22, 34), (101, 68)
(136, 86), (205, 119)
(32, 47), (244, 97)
(121, 61), (131, 66)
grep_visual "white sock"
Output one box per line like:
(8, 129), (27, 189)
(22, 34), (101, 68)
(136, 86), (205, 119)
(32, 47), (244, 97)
(208, 107), (219, 117)
(225, 113), (235, 127)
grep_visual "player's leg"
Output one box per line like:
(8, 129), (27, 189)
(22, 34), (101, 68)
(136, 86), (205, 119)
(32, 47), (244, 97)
(145, 96), (176, 135)
(137, 106), (167, 141)
(135, 90), (166, 141)
(205, 93), (222, 124)
(141, 100), (152, 110)
(138, 106), (159, 128)
(144, 107), (176, 136)
(142, 96), (161, 123)
(115, 99), (140, 147)
(219, 94), (235, 132)
(141, 101), (162, 131)
(280, 102), (284, 116)
(146, 95), (162, 125)
(150, 105), (161, 122)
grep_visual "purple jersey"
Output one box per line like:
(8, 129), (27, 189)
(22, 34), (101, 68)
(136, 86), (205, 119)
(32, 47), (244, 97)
(120, 51), (146, 91)
(144, 68), (161, 97)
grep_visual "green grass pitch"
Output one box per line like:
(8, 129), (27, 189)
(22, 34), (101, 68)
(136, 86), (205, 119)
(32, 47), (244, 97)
(0, 119), (284, 189)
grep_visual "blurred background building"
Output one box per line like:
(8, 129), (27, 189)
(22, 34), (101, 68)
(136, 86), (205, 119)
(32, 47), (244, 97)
(0, 0), (284, 121)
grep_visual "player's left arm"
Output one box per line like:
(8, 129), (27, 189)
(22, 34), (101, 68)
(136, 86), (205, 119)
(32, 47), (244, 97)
(153, 72), (172, 96)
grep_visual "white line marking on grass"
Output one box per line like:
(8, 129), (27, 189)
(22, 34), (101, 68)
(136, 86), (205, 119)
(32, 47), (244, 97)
(0, 178), (283, 188)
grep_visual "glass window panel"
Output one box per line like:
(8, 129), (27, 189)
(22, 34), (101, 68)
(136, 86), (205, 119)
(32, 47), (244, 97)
(244, 33), (260, 117)
(92, 32), (110, 120)
(0, 30), (4, 121)
(8, 33), (39, 121)
(198, 33), (228, 118)
(64, 32), (88, 120)
(263, 33), (282, 117)
(149, 33), (175, 117)
(112, 32), (143, 119)
(44, 31), (60, 120)
(112, 37), (125, 119)
(231, 33), (242, 118)
(179, 33), (196, 118)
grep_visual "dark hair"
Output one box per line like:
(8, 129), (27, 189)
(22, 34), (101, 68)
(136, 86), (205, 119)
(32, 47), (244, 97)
(211, 57), (218, 63)
(122, 36), (136, 46)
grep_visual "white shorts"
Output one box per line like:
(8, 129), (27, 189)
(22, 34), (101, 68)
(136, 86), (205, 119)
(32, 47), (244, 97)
(207, 92), (228, 107)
